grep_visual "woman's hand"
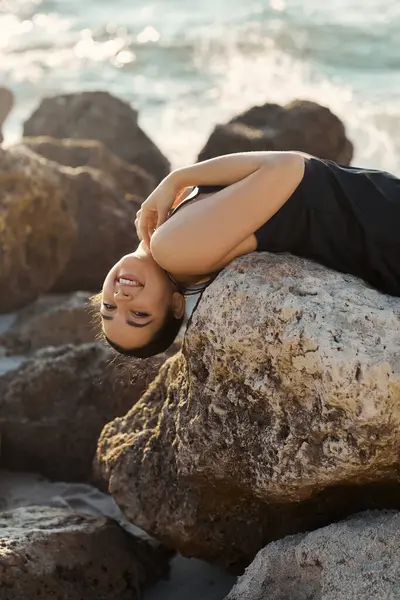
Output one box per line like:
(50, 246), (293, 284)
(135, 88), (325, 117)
(135, 174), (185, 251)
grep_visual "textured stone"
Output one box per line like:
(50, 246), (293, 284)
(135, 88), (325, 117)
(0, 342), (172, 481)
(23, 137), (155, 199)
(95, 254), (400, 566)
(0, 505), (171, 600)
(9, 140), (144, 292)
(0, 292), (95, 355)
(23, 91), (170, 182)
(225, 511), (400, 600)
(48, 165), (141, 292)
(198, 100), (353, 164)
(0, 145), (76, 313)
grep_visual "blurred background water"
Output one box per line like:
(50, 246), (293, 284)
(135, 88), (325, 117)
(1, 0), (400, 172)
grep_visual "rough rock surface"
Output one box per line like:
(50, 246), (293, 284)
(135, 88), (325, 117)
(0, 145), (76, 313)
(49, 164), (141, 292)
(22, 137), (155, 199)
(0, 342), (173, 481)
(225, 511), (400, 600)
(95, 254), (400, 566)
(23, 91), (170, 182)
(0, 505), (171, 600)
(198, 100), (353, 164)
(10, 140), (145, 292)
(0, 292), (95, 355)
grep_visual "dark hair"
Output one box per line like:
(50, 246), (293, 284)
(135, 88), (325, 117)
(104, 309), (184, 358)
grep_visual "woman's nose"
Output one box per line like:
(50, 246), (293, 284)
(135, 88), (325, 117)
(114, 288), (133, 301)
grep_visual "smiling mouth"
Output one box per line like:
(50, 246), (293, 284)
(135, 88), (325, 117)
(117, 275), (143, 287)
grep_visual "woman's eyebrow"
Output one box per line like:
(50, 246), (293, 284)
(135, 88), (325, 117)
(101, 314), (113, 321)
(100, 313), (152, 328)
(126, 319), (153, 328)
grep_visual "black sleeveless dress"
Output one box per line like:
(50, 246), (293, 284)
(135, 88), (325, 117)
(169, 156), (400, 296)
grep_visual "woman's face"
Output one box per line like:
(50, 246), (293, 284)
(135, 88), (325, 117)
(100, 245), (185, 349)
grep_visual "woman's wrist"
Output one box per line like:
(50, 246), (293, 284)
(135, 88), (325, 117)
(167, 168), (186, 190)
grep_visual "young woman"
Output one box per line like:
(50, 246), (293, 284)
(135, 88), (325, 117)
(98, 151), (400, 358)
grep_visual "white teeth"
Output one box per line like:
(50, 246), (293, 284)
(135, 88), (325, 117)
(119, 277), (142, 286)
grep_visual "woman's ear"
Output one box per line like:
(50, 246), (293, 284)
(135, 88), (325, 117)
(171, 291), (186, 319)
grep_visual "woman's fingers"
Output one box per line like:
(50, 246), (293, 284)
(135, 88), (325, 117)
(135, 208), (142, 238)
(140, 218), (151, 249)
(137, 199), (172, 249)
(139, 208), (157, 250)
(156, 208), (169, 229)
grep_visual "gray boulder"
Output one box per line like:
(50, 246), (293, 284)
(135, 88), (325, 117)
(0, 505), (171, 600)
(0, 292), (95, 355)
(95, 254), (400, 566)
(225, 511), (400, 600)
(0, 342), (172, 481)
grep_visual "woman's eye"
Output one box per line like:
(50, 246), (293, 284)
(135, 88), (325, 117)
(131, 311), (150, 318)
(102, 303), (116, 310)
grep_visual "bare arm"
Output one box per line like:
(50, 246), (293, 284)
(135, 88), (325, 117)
(150, 151), (306, 276)
(170, 151), (292, 188)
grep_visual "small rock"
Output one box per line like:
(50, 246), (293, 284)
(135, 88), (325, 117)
(0, 292), (96, 355)
(0, 145), (76, 313)
(23, 91), (170, 182)
(0, 342), (173, 481)
(225, 511), (400, 600)
(0, 505), (171, 600)
(198, 100), (353, 164)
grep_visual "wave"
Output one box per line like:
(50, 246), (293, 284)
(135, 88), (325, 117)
(1, 0), (400, 175)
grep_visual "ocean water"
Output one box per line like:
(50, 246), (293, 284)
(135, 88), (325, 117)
(1, 0), (400, 173)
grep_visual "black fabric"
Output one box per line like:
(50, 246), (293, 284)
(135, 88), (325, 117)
(168, 160), (400, 296)
(169, 185), (226, 218)
(254, 157), (400, 295)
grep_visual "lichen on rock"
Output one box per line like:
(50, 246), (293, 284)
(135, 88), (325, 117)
(0, 145), (76, 313)
(95, 253), (400, 566)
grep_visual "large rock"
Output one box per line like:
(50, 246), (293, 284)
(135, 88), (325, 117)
(53, 162), (144, 292)
(0, 292), (95, 355)
(48, 165), (141, 292)
(11, 141), (145, 292)
(0, 342), (172, 481)
(198, 100), (353, 164)
(23, 91), (170, 182)
(225, 511), (400, 600)
(0, 145), (76, 313)
(0, 505), (171, 600)
(22, 137), (155, 199)
(95, 254), (400, 567)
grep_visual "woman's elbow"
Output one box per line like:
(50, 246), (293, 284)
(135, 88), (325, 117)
(266, 151), (306, 179)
